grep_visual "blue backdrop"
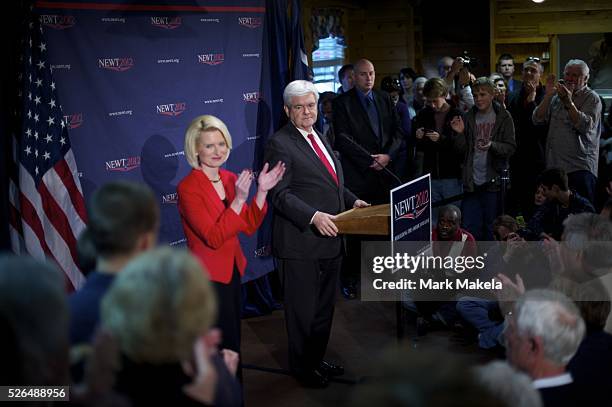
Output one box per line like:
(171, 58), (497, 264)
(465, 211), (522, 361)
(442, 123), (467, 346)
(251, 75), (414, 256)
(38, 0), (276, 281)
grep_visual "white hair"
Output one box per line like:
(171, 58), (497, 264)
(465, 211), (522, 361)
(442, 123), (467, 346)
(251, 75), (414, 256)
(564, 59), (590, 77)
(474, 361), (543, 407)
(562, 213), (612, 270)
(283, 80), (319, 107)
(413, 76), (427, 96)
(515, 289), (585, 365)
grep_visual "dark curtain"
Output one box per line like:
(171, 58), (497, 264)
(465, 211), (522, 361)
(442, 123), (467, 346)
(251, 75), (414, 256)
(241, 0), (310, 317)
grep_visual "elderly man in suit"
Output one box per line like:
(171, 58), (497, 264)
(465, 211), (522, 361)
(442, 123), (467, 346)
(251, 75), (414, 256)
(264, 80), (368, 388)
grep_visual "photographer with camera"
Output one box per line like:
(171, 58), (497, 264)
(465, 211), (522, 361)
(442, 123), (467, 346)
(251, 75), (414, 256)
(533, 59), (602, 205)
(438, 54), (476, 113)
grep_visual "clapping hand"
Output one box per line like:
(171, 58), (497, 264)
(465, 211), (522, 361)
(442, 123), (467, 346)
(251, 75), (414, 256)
(257, 161), (286, 192)
(234, 169), (254, 202)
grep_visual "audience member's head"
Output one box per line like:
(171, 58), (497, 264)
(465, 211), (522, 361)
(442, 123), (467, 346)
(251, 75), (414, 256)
(399, 67), (417, 92)
(380, 76), (401, 104)
(101, 247), (216, 364)
(437, 205), (461, 240)
(497, 53), (515, 81)
(493, 77), (507, 94)
(354, 59), (375, 94)
(471, 77), (496, 112)
(318, 91), (336, 122)
(561, 212), (612, 275)
(537, 168), (569, 201)
(563, 59), (590, 93)
(505, 289), (585, 378)
(438, 56), (454, 78)
(493, 215), (519, 241)
(423, 77), (449, 111)
(351, 348), (505, 407)
(534, 185), (547, 207)
(87, 181), (159, 267)
(522, 58), (543, 85)
(413, 76), (428, 103)
(474, 361), (543, 407)
(0, 255), (69, 386)
(338, 64), (354, 91)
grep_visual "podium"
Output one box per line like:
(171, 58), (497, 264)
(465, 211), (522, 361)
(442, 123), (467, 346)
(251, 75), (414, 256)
(335, 204), (390, 236)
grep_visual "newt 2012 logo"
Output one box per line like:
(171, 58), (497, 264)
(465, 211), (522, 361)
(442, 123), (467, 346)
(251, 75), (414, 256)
(162, 192), (178, 204)
(105, 156), (141, 172)
(40, 15), (76, 30)
(238, 17), (262, 29)
(151, 16), (182, 29)
(156, 102), (186, 117)
(394, 190), (430, 221)
(243, 92), (260, 103)
(197, 53), (225, 66)
(63, 113), (83, 129)
(98, 57), (134, 72)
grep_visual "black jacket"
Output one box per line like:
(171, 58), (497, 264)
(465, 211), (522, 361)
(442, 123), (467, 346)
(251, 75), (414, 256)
(332, 88), (403, 201)
(413, 105), (464, 179)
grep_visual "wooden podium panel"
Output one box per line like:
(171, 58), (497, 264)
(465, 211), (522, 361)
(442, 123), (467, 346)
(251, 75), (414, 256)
(335, 204), (390, 235)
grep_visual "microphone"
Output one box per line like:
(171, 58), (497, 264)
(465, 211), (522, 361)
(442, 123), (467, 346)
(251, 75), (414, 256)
(337, 132), (403, 186)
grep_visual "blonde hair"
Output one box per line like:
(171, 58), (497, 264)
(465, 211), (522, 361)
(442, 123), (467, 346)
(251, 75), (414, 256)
(184, 114), (233, 169)
(101, 247), (217, 363)
(471, 77), (496, 95)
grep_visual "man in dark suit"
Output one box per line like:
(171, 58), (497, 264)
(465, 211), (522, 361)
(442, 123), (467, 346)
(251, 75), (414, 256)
(264, 80), (369, 388)
(332, 58), (403, 204)
(332, 59), (403, 299)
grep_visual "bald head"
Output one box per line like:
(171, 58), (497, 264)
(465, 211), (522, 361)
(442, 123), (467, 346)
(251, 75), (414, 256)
(354, 59), (375, 94)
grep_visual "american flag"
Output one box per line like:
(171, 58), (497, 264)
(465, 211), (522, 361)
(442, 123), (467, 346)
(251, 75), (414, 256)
(9, 14), (87, 291)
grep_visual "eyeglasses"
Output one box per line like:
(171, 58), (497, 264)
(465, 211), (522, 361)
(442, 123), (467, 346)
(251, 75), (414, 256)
(525, 56), (540, 63)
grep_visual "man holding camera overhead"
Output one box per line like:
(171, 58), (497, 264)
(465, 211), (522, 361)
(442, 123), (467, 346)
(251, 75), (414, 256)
(438, 55), (475, 112)
(533, 59), (602, 205)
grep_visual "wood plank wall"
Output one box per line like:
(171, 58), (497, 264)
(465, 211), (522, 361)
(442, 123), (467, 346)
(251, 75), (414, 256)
(491, 0), (612, 77)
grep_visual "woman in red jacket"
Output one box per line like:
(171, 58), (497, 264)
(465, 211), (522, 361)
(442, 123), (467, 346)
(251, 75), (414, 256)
(177, 114), (285, 356)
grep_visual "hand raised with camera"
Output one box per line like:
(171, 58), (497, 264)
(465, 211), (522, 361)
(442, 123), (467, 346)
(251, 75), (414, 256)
(458, 67), (471, 86)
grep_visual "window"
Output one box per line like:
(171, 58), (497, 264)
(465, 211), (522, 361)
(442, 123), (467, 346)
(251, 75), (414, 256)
(312, 35), (345, 93)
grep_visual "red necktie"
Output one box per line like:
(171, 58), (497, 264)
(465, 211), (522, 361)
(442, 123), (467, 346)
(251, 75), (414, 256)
(307, 133), (338, 185)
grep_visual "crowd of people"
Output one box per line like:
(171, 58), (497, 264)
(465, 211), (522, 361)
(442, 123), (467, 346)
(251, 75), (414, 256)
(2, 53), (612, 406)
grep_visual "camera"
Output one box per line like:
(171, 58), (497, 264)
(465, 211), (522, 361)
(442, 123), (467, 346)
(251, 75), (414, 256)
(456, 51), (477, 70)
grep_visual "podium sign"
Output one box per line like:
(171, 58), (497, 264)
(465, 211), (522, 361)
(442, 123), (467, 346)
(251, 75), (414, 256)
(390, 174), (432, 252)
